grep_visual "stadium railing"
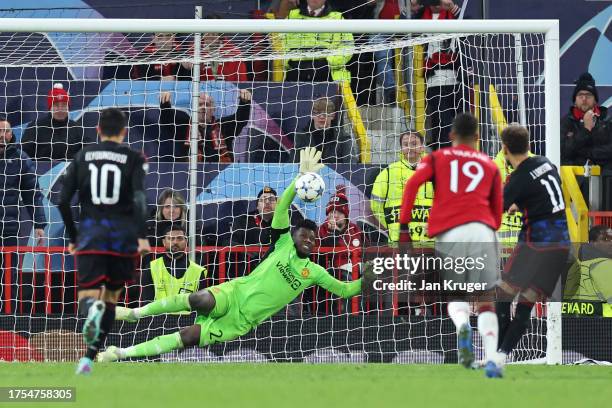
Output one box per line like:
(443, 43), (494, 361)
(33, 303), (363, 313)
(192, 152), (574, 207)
(1, 245), (365, 316)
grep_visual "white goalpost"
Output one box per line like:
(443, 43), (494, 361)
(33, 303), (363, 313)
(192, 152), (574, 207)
(0, 17), (561, 364)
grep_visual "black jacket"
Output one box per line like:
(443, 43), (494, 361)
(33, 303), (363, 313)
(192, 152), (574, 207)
(146, 218), (186, 248)
(0, 143), (47, 237)
(160, 99), (251, 161)
(21, 115), (92, 160)
(292, 121), (355, 164)
(230, 209), (304, 246)
(561, 105), (612, 168)
(230, 211), (275, 246)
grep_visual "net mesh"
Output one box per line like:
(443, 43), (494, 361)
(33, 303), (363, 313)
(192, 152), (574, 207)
(0, 24), (554, 363)
(0, 32), (464, 66)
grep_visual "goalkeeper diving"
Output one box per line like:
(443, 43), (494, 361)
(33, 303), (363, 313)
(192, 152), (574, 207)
(98, 148), (368, 362)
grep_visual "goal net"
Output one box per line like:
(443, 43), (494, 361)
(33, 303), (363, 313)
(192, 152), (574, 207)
(0, 17), (562, 364)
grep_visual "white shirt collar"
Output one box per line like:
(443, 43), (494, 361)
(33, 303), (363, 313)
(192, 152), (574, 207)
(307, 5), (325, 16)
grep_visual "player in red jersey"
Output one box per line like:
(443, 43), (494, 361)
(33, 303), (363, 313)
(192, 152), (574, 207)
(399, 113), (504, 377)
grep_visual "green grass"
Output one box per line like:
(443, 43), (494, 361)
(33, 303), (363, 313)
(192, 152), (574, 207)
(1, 363), (611, 408)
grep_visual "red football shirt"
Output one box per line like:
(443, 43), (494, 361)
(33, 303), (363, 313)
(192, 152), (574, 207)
(399, 144), (503, 238)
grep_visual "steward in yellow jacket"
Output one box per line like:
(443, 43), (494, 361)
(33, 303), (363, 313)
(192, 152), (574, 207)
(371, 132), (434, 243)
(283, 2), (353, 82)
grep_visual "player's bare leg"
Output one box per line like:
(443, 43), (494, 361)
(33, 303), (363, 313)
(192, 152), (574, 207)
(76, 287), (122, 375)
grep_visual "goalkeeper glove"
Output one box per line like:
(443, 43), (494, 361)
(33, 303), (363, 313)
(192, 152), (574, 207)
(299, 147), (324, 174)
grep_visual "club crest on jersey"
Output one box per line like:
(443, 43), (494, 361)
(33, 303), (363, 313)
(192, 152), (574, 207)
(301, 268), (310, 278)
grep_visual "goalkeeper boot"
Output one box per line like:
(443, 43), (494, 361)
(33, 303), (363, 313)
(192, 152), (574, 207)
(484, 361), (504, 378)
(457, 323), (474, 368)
(115, 306), (138, 323)
(82, 300), (105, 345)
(97, 346), (122, 363)
(75, 357), (93, 375)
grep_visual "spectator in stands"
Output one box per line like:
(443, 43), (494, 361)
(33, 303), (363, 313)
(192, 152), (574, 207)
(21, 84), (92, 161)
(306, 186), (363, 314)
(180, 28), (248, 82)
(159, 89), (251, 162)
(147, 189), (187, 247)
(292, 98), (356, 163)
(229, 186), (278, 246)
(416, 0), (461, 149)
(283, 0), (354, 82)
(230, 186), (305, 247)
(317, 185), (364, 279)
(229, 186), (301, 280)
(371, 131), (433, 242)
(0, 116), (46, 248)
(561, 72), (612, 169)
(140, 224), (207, 303)
(131, 32), (191, 81)
(371, 0), (402, 104)
(268, 0), (299, 18)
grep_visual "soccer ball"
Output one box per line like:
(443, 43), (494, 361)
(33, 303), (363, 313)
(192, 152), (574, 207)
(295, 172), (325, 203)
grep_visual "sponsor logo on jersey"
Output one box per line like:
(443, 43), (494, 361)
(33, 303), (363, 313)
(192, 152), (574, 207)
(277, 261), (301, 290)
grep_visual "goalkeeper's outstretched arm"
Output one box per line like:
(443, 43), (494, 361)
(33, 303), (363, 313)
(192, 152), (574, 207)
(316, 268), (362, 299)
(271, 177), (297, 231)
(271, 147), (324, 231)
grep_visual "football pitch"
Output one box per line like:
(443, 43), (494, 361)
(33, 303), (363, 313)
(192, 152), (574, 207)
(2, 363), (611, 408)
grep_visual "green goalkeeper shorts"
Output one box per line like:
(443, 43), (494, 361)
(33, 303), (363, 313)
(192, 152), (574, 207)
(195, 281), (253, 347)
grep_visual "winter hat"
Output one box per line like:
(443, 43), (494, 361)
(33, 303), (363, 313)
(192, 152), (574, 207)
(572, 73), (598, 102)
(47, 83), (70, 110)
(257, 186), (277, 199)
(326, 185), (349, 218)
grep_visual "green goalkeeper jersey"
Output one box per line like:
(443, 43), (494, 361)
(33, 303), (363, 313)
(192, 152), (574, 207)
(223, 178), (361, 326)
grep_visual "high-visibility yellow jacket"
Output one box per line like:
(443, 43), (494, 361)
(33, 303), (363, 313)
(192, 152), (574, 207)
(284, 7), (353, 82)
(150, 257), (207, 303)
(371, 158), (434, 242)
(494, 150), (523, 245)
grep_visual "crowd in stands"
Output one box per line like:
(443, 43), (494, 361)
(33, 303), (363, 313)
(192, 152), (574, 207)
(11, 0), (475, 166)
(158, 89), (252, 162)
(1, 0), (611, 314)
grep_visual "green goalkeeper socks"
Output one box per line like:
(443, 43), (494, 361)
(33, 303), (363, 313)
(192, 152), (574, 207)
(123, 332), (183, 358)
(134, 293), (191, 318)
